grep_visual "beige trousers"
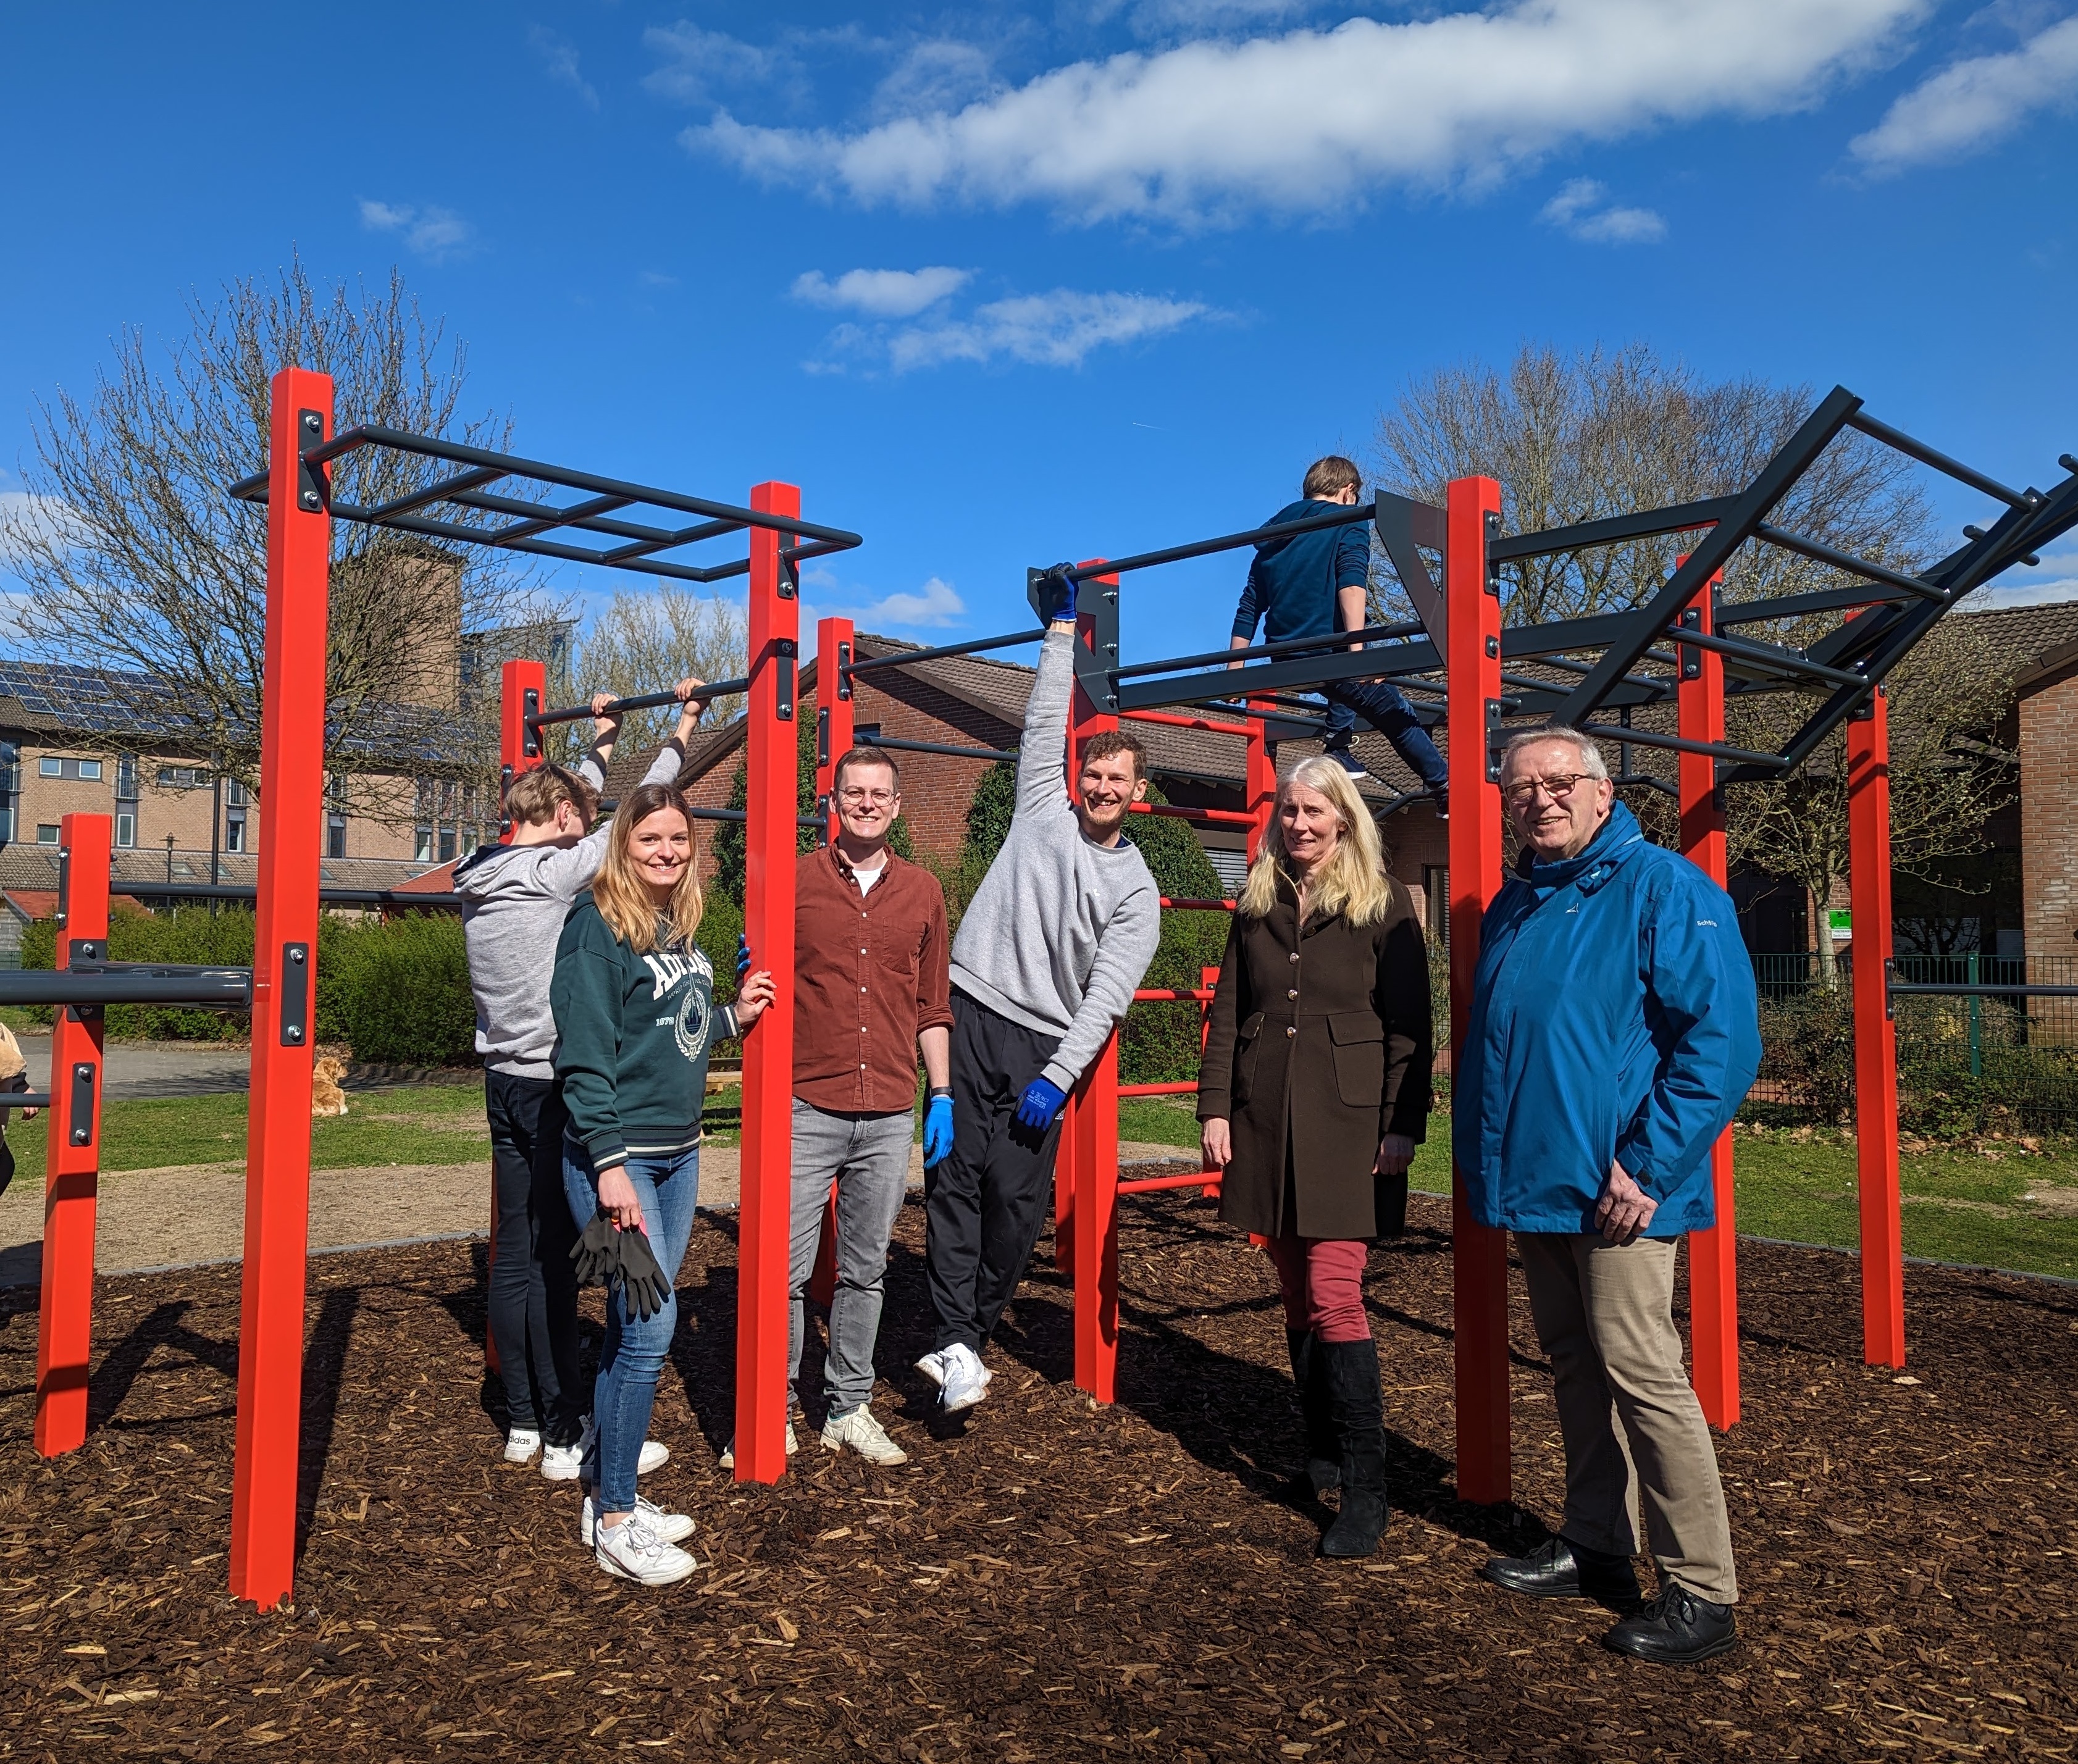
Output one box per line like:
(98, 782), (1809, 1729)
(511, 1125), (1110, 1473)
(1515, 1232), (1738, 1605)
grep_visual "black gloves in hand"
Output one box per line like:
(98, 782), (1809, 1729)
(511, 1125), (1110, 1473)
(1029, 562), (1079, 625)
(568, 1210), (674, 1322)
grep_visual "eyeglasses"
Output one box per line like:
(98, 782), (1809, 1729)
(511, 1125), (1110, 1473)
(837, 787), (897, 806)
(1502, 773), (1591, 807)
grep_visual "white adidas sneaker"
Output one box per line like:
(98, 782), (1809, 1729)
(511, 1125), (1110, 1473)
(593, 1515), (696, 1587)
(822, 1405), (907, 1466)
(583, 1493), (695, 1549)
(938, 1344), (991, 1414)
(503, 1428), (542, 1465)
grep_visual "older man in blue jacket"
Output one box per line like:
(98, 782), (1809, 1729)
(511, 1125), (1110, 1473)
(1456, 725), (1760, 1666)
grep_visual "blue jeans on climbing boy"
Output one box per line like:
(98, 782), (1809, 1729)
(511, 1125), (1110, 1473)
(1320, 678), (1449, 793)
(561, 1142), (700, 1516)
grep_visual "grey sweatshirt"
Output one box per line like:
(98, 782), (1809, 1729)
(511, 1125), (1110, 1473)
(949, 625), (1162, 1093)
(456, 743), (686, 1079)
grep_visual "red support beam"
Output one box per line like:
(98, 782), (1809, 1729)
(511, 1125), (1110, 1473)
(734, 480), (801, 1482)
(1446, 473), (1512, 1507)
(33, 812), (109, 1457)
(1244, 701), (1276, 864)
(1848, 687), (1906, 1368)
(806, 616), (856, 1312)
(229, 367), (332, 1609)
(1677, 583), (1741, 1429)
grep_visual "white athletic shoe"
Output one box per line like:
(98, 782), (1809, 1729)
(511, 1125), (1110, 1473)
(503, 1428), (542, 1465)
(718, 1423), (798, 1471)
(540, 1440), (584, 1482)
(583, 1493), (695, 1549)
(593, 1515), (697, 1587)
(938, 1344), (991, 1414)
(915, 1350), (948, 1389)
(576, 1415), (669, 1481)
(822, 1405), (908, 1466)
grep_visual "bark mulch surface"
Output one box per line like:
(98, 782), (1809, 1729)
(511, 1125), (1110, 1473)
(1, 1186), (2074, 1762)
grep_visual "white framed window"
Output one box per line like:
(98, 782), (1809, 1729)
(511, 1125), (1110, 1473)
(414, 824), (433, 863)
(38, 757), (61, 777)
(115, 812), (136, 849)
(327, 814), (346, 859)
(36, 824), (59, 845)
(78, 758), (103, 782)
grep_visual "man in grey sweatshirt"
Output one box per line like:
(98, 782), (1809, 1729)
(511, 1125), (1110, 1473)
(918, 585), (1162, 1416)
(455, 680), (706, 1477)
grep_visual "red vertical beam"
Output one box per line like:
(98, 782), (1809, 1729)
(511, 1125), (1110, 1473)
(499, 658), (547, 838)
(1445, 474), (1510, 1507)
(229, 368), (332, 1609)
(735, 482), (801, 1482)
(1244, 701), (1276, 864)
(1848, 687), (1905, 1368)
(33, 813), (109, 1457)
(806, 617), (856, 1311)
(1200, 963), (1221, 1198)
(1677, 580), (1740, 1429)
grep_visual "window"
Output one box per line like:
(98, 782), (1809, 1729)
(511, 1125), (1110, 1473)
(327, 814), (346, 859)
(438, 827), (457, 863)
(415, 824), (433, 864)
(77, 758), (102, 782)
(115, 812), (136, 849)
(225, 779), (247, 808)
(38, 757), (60, 777)
(36, 824), (59, 845)
(0, 808), (12, 844)
(224, 815), (245, 854)
(157, 765), (207, 790)
(115, 755), (139, 801)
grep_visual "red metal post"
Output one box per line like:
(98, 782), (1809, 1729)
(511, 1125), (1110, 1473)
(1848, 687), (1906, 1368)
(1243, 704), (1276, 864)
(1446, 474), (1511, 1507)
(735, 482), (801, 1482)
(229, 368), (333, 1608)
(499, 658), (547, 837)
(33, 813), (110, 1457)
(1677, 583), (1740, 1428)
(806, 617), (857, 1311)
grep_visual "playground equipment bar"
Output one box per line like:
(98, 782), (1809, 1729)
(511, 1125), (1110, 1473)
(1057, 496), (1380, 582)
(844, 629), (1049, 674)
(119, 882), (466, 909)
(1120, 708), (1253, 736)
(1112, 621), (1425, 682)
(1887, 982), (2078, 998)
(1117, 1170), (1225, 1195)
(527, 676), (750, 730)
(1126, 802), (1259, 827)
(1157, 898), (1237, 911)
(857, 731), (1018, 764)
(0, 969), (255, 1008)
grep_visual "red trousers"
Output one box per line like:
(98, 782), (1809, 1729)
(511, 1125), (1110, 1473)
(1263, 1235), (1372, 1344)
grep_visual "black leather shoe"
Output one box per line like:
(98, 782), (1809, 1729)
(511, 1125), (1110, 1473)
(1478, 1536), (1640, 1605)
(1602, 1582), (1737, 1663)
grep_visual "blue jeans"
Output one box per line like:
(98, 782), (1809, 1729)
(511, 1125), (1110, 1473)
(562, 1140), (700, 1515)
(1320, 677), (1448, 792)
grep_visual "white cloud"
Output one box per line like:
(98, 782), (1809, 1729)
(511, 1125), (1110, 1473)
(0, 491), (83, 565)
(529, 25), (600, 110)
(1974, 550), (2078, 609)
(792, 265), (973, 317)
(643, 21), (786, 103)
(1539, 176), (1667, 242)
(882, 290), (1209, 372)
(802, 575), (969, 630)
(1849, 10), (2078, 171)
(693, 0), (1927, 223)
(871, 39), (998, 117)
(358, 199), (475, 261)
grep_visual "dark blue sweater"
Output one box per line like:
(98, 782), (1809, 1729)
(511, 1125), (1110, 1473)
(1231, 499), (1373, 643)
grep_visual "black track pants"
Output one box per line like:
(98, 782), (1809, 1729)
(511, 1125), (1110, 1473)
(925, 992), (1068, 1355)
(485, 1070), (583, 1444)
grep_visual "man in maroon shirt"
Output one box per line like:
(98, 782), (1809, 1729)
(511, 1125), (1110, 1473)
(778, 745), (952, 1466)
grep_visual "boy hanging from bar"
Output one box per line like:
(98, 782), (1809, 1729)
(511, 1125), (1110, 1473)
(916, 570), (1163, 1416)
(1230, 454), (1449, 815)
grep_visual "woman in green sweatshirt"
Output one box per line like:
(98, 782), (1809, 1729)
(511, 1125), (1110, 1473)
(553, 781), (775, 1588)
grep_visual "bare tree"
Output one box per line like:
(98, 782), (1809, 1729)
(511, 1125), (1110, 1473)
(7, 259), (558, 811)
(572, 585), (748, 754)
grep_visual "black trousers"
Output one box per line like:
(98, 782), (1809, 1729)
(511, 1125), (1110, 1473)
(485, 1069), (583, 1442)
(926, 992), (1068, 1354)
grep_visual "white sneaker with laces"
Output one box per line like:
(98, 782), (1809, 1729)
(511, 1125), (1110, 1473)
(915, 1349), (948, 1389)
(822, 1405), (907, 1466)
(576, 1416), (669, 1481)
(503, 1428), (542, 1465)
(718, 1423), (798, 1471)
(540, 1440), (584, 1482)
(938, 1344), (991, 1413)
(593, 1515), (696, 1587)
(583, 1493), (695, 1549)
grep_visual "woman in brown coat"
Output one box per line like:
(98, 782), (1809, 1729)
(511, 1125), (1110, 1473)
(1198, 755), (1431, 1557)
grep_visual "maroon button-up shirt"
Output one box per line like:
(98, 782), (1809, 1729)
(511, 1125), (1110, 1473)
(792, 844), (953, 1114)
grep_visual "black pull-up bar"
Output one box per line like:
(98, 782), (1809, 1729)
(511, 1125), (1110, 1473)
(844, 629), (1049, 676)
(526, 677), (749, 732)
(0, 968), (255, 1008)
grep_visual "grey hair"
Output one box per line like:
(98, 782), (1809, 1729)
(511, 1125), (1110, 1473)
(1498, 724), (1609, 782)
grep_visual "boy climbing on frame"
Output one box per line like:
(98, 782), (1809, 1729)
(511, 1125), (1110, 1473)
(1230, 454), (1449, 814)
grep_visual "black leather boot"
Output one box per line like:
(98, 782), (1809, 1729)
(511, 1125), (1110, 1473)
(1318, 1336), (1389, 1558)
(1479, 1536), (1641, 1607)
(1284, 1329), (1341, 1497)
(1602, 1582), (1738, 1663)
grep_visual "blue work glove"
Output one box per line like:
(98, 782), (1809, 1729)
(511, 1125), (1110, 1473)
(735, 933), (751, 978)
(923, 1093), (954, 1167)
(1015, 1076), (1068, 1132)
(1028, 562), (1079, 625)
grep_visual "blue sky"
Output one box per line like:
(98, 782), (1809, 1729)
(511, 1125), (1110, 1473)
(2, 1), (2074, 667)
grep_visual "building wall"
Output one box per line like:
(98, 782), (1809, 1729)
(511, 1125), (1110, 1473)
(2021, 672), (2078, 959)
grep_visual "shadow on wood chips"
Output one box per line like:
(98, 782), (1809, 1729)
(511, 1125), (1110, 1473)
(1, 1185), (2074, 1761)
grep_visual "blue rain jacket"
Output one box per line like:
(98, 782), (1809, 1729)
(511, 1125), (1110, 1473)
(1452, 801), (1761, 1236)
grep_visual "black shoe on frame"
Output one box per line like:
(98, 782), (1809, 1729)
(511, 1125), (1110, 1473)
(1601, 1582), (1738, 1665)
(1478, 1536), (1640, 1606)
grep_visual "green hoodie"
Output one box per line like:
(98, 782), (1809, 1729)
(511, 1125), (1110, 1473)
(551, 897), (741, 1170)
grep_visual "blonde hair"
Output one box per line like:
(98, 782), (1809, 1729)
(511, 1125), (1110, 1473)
(591, 783), (705, 955)
(1238, 755), (1396, 928)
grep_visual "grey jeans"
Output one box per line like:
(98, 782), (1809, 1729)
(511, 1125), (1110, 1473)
(789, 1098), (915, 1418)
(1517, 1232), (1739, 1605)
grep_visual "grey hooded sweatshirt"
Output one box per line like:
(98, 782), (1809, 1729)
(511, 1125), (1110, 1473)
(456, 743), (687, 1079)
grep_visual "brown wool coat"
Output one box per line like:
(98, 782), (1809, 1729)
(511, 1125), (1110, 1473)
(1196, 872), (1433, 1241)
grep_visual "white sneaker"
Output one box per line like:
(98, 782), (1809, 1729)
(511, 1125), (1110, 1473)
(503, 1428), (542, 1465)
(593, 1515), (696, 1587)
(938, 1344), (991, 1414)
(583, 1493), (695, 1549)
(915, 1349), (948, 1389)
(822, 1405), (907, 1466)
(576, 1416), (669, 1481)
(718, 1423), (798, 1470)
(540, 1440), (584, 1482)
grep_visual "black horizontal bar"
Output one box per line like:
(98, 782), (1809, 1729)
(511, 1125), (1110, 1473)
(1677, 626), (1870, 690)
(678, 808), (824, 829)
(845, 630), (1047, 674)
(311, 503), (755, 585)
(528, 678), (746, 730)
(0, 971), (254, 1007)
(857, 732), (1017, 763)
(1113, 621), (1426, 683)
(1572, 722), (1788, 769)
(1712, 583), (1915, 626)
(1060, 497), (1385, 583)
(1199, 700), (1330, 732)
(358, 464), (508, 522)
(119, 882), (466, 909)
(1489, 496), (1742, 564)
(2, 1093), (51, 1111)
(1845, 412), (2030, 511)
(1887, 983), (2078, 998)
(1118, 640), (1445, 714)
(1751, 525), (1947, 602)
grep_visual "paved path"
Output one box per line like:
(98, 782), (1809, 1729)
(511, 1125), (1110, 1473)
(0, 1138), (1198, 1285)
(13, 1035), (473, 1101)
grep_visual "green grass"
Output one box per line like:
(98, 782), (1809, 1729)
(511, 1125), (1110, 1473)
(1117, 1095), (2078, 1281)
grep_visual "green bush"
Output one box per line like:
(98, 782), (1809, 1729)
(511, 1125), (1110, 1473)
(321, 913), (479, 1065)
(20, 906), (266, 1042)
